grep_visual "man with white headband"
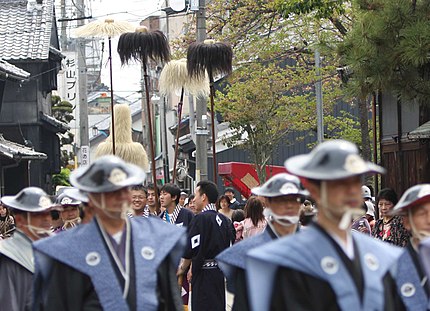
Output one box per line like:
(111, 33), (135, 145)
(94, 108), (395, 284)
(391, 184), (430, 310)
(0, 187), (53, 311)
(216, 173), (308, 311)
(33, 155), (186, 311)
(246, 140), (405, 311)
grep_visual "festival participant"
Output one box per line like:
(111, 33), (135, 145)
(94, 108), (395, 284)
(159, 183), (193, 227)
(0, 187), (52, 311)
(33, 156), (186, 311)
(0, 203), (15, 238)
(159, 183), (194, 308)
(178, 181), (235, 311)
(146, 183), (160, 216)
(216, 173), (307, 311)
(390, 184), (430, 310)
(130, 185), (148, 217)
(53, 192), (82, 232)
(246, 140), (405, 311)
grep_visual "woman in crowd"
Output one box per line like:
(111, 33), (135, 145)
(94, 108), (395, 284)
(242, 196), (266, 239)
(0, 203), (15, 238)
(372, 188), (410, 247)
(217, 195), (233, 220)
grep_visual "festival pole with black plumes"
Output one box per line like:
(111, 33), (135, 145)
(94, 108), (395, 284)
(117, 26), (170, 203)
(74, 19), (135, 155)
(159, 59), (209, 184)
(187, 39), (233, 182)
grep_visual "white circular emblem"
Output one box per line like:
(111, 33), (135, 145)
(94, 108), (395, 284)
(280, 183), (298, 195)
(60, 197), (73, 205)
(141, 246), (155, 260)
(321, 256), (339, 275)
(364, 253), (379, 271)
(343, 154), (367, 174)
(85, 252), (101, 266)
(39, 196), (51, 209)
(108, 168), (127, 185)
(400, 283), (416, 297)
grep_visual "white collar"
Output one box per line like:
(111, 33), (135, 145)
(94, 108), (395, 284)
(327, 230), (354, 260)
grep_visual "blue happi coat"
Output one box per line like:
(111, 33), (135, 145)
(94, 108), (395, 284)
(33, 216), (186, 311)
(246, 224), (402, 311)
(395, 246), (428, 311)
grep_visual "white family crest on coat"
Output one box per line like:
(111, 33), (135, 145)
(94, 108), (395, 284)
(364, 253), (379, 271)
(141, 246), (155, 260)
(85, 251), (101, 266)
(400, 282), (416, 297)
(216, 215), (222, 226)
(191, 234), (200, 249)
(320, 256), (339, 275)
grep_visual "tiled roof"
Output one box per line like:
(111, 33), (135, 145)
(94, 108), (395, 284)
(0, 134), (47, 160)
(0, 59), (30, 80)
(0, 0), (54, 60)
(40, 112), (70, 133)
(409, 121), (430, 139)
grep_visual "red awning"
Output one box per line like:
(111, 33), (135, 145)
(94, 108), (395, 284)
(218, 162), (287, 198)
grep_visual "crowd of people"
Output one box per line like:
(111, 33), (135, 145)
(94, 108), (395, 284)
(0, 139), (430, 311)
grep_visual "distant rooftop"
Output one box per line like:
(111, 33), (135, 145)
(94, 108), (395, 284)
(0, 59), (30, 80)
(0, 0), (55, 60)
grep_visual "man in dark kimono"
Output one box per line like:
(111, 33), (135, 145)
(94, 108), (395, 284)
(33, 156), (186, 311)
(246, 140), (406, 311)
(159, 183), (194, 308)
(391, 184), (430, 310)
(0, 187), (53, 311)
(216, 173), (308, 311)
(178, 180), (235, 311)
(159, 183), (194, 227)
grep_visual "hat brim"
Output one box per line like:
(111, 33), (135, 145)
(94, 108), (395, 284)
(390, 194), (430, 216)
(70, 163), (146, 193)
(63, 188), (89, 203)
(284, 154), (386, 181)
(252, 186), (309, 198)
(2, 196), (52, 213)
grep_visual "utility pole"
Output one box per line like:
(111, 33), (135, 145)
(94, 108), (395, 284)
(60, 0), (68, 50)
(195, 0), (208, 182)
(77, 0), (89, 165)
(315, 49), (324, 143)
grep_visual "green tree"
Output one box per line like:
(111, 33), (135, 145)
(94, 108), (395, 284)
(51, 168), (71, 188)
(51, 95), (75, 167)
(216, 59), (355, 182)
(339, 0), (430, 103)
(207, 0), (360, 182)
(275, 0), (379, 163)
(171, 0), (362, 183)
